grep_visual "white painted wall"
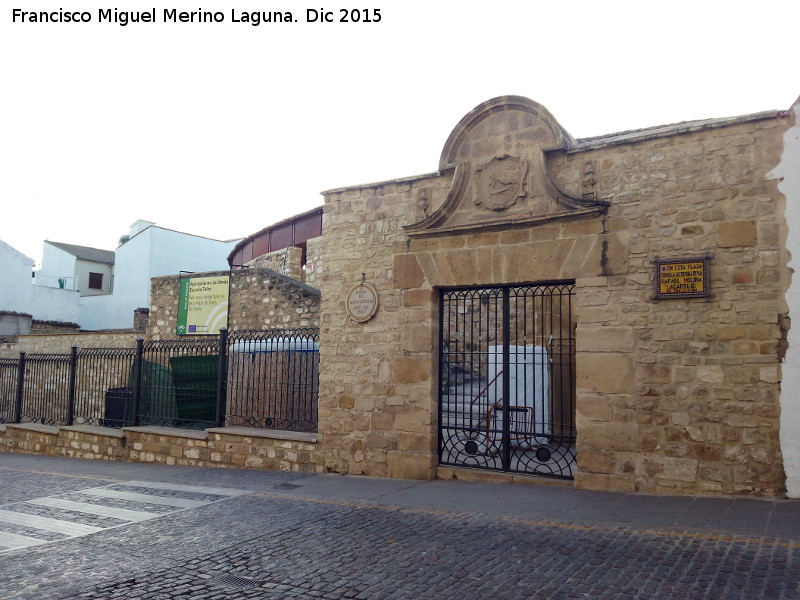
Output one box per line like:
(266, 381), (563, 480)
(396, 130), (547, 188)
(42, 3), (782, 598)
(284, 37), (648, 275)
(80, 223), (240, 330)
(148, 226), (238, 279)
(38, 242), (114, 296)
(29, 285), (80, 323)
(0, 239), (80, 325)
(774, 97), (800, 497)
(0, 239), (35, 314)
(38, 243), (78, 290)
(80, 225), (153, 329)
(74, 259), (114, 296)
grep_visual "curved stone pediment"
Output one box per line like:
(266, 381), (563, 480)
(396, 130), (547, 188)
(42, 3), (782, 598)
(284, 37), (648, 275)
(406, 96), (608, 237)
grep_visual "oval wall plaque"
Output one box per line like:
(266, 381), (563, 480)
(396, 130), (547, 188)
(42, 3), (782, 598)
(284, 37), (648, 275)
(346, 282), (379, 323)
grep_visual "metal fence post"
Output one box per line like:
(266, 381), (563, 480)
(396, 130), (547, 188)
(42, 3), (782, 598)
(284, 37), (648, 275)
(215, 328), (228, 428)
(132, 338), (144, 427)
(67, 346), (78, 426)
(14, 352), (25, 424)
(501, 287), (511, 472)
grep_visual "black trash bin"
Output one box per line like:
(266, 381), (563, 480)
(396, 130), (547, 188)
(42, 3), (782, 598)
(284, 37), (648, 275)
(102, 386), (133, 428)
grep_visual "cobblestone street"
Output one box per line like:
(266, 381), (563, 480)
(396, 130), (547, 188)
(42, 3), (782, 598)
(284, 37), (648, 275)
(1, 454), (798, 600)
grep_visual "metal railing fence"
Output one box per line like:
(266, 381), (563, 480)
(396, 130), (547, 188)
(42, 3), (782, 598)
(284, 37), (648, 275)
(226, 329), (320, 432)
(74, 347), (137, 428)
(0, 328), (319, 432)
(0, 357), (22, 424)
(19, 353), (72, 425)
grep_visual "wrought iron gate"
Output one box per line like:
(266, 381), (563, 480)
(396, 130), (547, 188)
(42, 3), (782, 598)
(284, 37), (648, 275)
(438, 282), (576, 479)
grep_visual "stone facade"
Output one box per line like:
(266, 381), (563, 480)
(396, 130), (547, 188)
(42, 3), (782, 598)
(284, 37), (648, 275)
(318, 96), (791, 495)
(1, 97), (794, 498)
(318, 172), (453, 479)
(147, 267), (320, 340)
(551, 116), (787, 496)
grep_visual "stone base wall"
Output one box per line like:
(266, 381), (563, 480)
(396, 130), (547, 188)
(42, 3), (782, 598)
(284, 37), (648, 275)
(0, 424), (321, 473)
(437, 466), (573, 487)
(58, 426), (128, 460)
(0, 424), (60, 455)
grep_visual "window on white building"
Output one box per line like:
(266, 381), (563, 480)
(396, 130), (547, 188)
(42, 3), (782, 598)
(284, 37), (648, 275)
(88, 272), (103, 290)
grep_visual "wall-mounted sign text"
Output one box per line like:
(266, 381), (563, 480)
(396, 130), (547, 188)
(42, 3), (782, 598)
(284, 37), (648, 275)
(654, 256), (710, 300)
(346, 282), (379, 322)
(176, 276), (230, 335)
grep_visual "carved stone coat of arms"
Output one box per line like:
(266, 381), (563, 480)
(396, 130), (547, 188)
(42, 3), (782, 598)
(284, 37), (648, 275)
(474, 154), (529, 211)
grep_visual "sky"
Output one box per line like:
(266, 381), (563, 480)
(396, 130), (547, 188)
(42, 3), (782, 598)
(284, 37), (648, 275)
(2, 0), (797, 267)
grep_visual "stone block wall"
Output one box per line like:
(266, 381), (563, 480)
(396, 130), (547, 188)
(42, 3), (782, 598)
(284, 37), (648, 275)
(242, 237), (323, 288)
(547, 116), (788, 496)
(133, 309), (150, 332)
(0, 424), (321, 473)
(0, 331), (140, 358)
(318, 173), (453, 478)
(31, 320), (81, 335)
(206, 429), (319, 472)
(319, 178), (623, 481)
(319, 103), (790, 496)
(0, 424), (60, 455)
(305, 236), (323, 289)
(57, 426), (128, 460)
(147, 268), (320, 340)
(247, 246), (304, 281)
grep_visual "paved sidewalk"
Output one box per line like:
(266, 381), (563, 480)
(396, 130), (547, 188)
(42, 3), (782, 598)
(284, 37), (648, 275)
(0, 453), (798, 599)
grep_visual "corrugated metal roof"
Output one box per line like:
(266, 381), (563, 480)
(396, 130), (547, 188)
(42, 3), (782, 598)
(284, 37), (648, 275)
(45, 241), (115, 265)
(227, 206), (323, 266)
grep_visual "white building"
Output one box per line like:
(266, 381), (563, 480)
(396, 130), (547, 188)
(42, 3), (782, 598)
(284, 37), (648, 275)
(0, 239), (80, 336)
(79, 220), (241, 330)
(774, 95), (800, 497)
(38, 241), (115, 296)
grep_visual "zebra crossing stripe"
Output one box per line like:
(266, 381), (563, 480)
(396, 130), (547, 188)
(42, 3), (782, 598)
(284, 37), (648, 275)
(0, 530), (48, 550)
(0, 509), (101, 536)
(78, 487), (207, 508)
(121, 480), (251, 496)
(25, 497), (160, 522)
(0, 480), (250, 553)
